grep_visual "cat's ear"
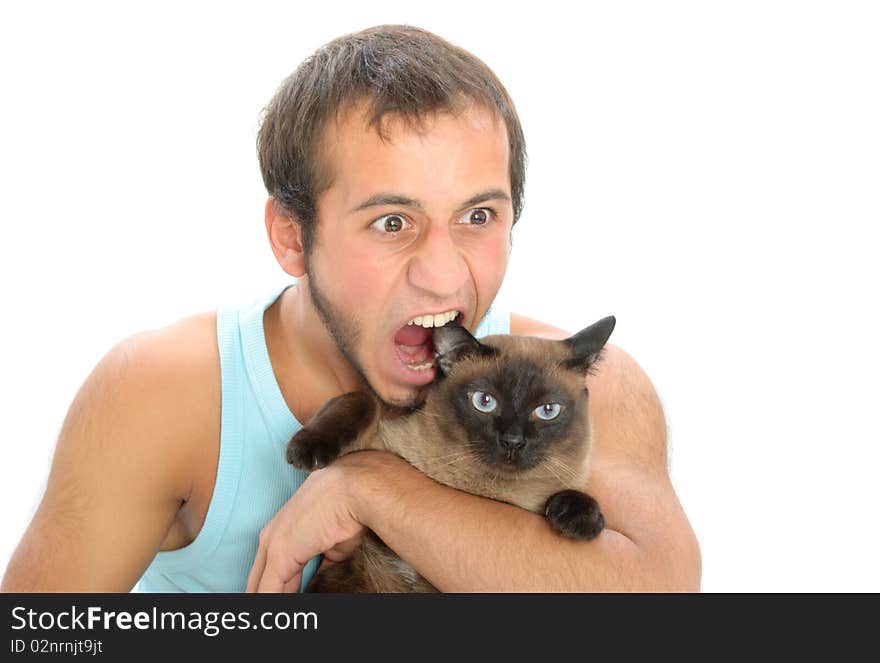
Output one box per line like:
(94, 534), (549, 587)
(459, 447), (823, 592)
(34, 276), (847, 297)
(432, 322), (487, 376)
(562, 316), (616, 373)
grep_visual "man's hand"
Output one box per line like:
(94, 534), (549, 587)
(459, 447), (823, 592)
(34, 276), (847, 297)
(248, 331), (700, 593)
(247, 451), (385, 593)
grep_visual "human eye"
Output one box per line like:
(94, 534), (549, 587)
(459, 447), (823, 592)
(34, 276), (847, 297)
(456, 207), (495, 226)
(370, 213), (413, 235)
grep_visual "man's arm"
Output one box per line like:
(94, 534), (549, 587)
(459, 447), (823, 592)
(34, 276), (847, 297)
(1, 325), (212, 592)
(346, 320), (699, 591)
(251, 314), (700, 591)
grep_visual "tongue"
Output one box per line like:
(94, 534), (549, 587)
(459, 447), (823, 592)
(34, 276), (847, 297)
(394, 324), (434, 364)
(394, 324), (432, 346)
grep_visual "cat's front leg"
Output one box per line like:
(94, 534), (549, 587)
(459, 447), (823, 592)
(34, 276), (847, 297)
(544, 489), (605, 541)
(286, 391), (378, 470)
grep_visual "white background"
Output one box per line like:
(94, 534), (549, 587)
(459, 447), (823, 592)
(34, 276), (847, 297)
(1, 1), (877, 592)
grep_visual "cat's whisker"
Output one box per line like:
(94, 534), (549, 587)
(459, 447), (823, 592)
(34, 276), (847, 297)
(413, 411), (443, 419)
(428, 453), (477, 471)
(425, 450), (473, 461)
(544, 456), (577, 480)
(542, 456), (583, 486)
(540, 460), (567, 486)
(426, 443), (482, 461)
(490, 469), (502, 492)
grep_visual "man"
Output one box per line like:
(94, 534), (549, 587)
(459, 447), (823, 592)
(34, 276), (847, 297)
(2, 25), (699, 592)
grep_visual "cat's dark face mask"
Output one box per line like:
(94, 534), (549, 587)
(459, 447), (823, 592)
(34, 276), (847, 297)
(431, 317), (615, 471)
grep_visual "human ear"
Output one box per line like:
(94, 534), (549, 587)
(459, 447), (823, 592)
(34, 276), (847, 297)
(264, 197), (306, 278)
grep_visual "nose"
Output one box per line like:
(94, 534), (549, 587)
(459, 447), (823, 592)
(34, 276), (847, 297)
(406, 222), (468, 298)
(499, 433), (526, 452)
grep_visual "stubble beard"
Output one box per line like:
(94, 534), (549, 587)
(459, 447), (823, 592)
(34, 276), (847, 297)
(305, 264), (419, 410)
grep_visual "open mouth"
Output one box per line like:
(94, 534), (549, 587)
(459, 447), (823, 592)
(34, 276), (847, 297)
(393, 310), (460, 372)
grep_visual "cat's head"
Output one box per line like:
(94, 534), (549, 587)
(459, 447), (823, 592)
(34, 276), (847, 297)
(427, 316), (616, 472)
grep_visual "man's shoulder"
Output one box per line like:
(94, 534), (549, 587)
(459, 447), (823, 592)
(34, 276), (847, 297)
(109, 309), (221, 448)
(98, 310), (223, 522)
(124, 309), (218, 366)
(510, 311), (665, 471)
(509, 312), (570, 340)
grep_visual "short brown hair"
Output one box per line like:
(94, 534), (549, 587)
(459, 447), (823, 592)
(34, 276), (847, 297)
(257, 24), (527, 253)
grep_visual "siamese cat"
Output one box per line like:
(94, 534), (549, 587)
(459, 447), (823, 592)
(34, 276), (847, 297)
(286, 315), (616, 592)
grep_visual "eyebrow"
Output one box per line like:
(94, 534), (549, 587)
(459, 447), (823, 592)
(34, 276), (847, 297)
(349, 188), (511, 214)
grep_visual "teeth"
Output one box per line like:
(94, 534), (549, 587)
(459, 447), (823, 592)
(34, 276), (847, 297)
(405, 360), (435, 371)
(406, 310), (459, 329)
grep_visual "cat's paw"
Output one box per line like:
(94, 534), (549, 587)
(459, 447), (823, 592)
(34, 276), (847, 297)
(544, 489), (605, 540)
(286, 427), (341, 470)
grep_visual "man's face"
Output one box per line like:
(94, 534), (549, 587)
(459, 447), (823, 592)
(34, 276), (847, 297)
(305, 103), (514, 407)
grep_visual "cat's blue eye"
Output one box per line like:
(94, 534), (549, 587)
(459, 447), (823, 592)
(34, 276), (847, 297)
(534, 403), (561, 420)
(470, 391), (497, 413)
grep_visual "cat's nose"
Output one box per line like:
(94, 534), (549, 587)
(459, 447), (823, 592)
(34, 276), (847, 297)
(499, 433), (526, 452)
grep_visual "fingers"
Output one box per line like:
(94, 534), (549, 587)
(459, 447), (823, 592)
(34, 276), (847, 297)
(245, 464), (367, 593)
(248, 537), (302, 593)
(256, 567), (286, 593)
(246, 544), (267, 593)
(256, 550), (299, 593)
(282, 573), (303, 593)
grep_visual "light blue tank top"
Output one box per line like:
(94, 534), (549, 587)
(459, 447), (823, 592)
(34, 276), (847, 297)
(137, 283), (510, 592)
